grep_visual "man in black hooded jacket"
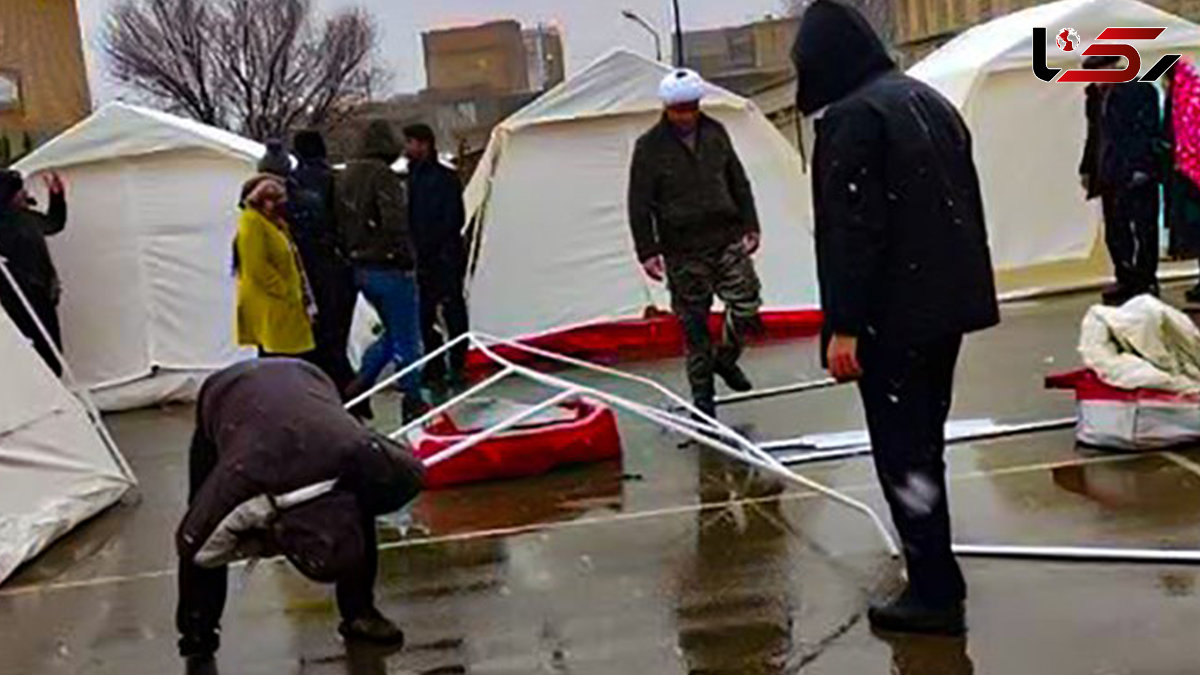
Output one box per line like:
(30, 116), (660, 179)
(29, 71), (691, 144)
(794, 0), (999, 635)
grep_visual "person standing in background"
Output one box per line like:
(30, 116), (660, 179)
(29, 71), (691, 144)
(403, 123), (469, 396)
(1163, 61), (1200, 303)
(627, 69), (763, 419)
(1079, 55), (1164, 305)
(338, 120), (428, 423)
(288, 130), (357, 393)
(0, 170), (68, 375)
(794, 0), (999, 635)
(235, 174), (315, 358)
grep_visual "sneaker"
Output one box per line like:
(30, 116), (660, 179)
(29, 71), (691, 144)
(715, 363), (754, 393)
(338, 610), (406, 646)
(868, 587), (965, 636)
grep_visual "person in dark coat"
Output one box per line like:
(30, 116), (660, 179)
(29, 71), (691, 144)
(287, 130), (358, 393)
(176, 359), (425, 670)
(794, 0), (1000, 635)
(337, 120), (428, 422)
(403, 124), (470, 391)
(1078, 55), (1164, 305)
(627, 68), (763, 418)
(0, 169), (68, 376)
(1161, 68), (1200, 302)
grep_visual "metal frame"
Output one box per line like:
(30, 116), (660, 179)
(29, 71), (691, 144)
(0, 257), (136, 485)
(345, 331), (901, 556)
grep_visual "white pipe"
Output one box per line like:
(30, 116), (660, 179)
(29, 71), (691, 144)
(422, 388), (582, 468)
(953, 544), (1200, 564)
(0, 257), (135, 485)
(344, 331), (473, 410)
(387, 367), (515, 441)
(467, 334), (902, 556)
(716, 378), (839, 406)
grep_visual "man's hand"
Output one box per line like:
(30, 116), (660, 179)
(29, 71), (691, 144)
(642, 255), (666, 282)
(826, 333), (862, 382)
(43, 172), (64, 195)
(742, 232), (761, 255)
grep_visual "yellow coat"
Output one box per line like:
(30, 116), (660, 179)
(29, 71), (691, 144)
(235, 208), (315, 354)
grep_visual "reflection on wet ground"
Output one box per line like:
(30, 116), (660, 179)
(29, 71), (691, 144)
(6, 288), (1200, 673)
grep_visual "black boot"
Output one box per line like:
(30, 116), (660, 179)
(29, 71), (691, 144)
(715, 362), (754, 393)
(401, 395), (431, 425)
(1101, 283), (1134, 306)
(868, 587), (965, 636)
(339, 609), (406, 646)
(184, 654), (219, 675)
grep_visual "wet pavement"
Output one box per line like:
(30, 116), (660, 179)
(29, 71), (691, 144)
(5, 287), (1200, 674)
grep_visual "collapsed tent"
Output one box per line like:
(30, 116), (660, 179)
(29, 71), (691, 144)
(909, 0), (1200, 292)
(464, 49), (820, 347)
(13, 103), (259, 411)
(0, 303), (135, 585)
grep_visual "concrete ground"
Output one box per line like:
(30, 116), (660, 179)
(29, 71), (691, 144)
(5, 287), (1200, 674)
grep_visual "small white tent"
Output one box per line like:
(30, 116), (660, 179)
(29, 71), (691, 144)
(464, 50), (818, 341)
(13, 103), (261, 411)
(909, 0), (1200, 290)
(0, 302), (135, 585)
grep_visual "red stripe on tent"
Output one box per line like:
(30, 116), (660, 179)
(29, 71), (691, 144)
(1046, 369), (1200, 403)
(465, 309), (824, 374)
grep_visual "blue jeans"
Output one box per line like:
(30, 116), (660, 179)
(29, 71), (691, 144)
(355, 267), (423, 397)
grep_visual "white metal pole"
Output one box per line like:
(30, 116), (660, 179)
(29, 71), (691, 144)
(422, 388), (582, 468)
(953, 544), (1200, 564)
(344, 331), (474, 410)
(716, 378), (840, 407)
(387, 367), (515, 441)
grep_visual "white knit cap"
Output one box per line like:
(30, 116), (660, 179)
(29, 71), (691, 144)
(658, 68), (707, 106)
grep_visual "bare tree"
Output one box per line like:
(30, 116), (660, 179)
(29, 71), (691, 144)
(104, 0), (384, 140)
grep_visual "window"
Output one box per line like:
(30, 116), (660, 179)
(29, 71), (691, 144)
(0, 71), (19, 111)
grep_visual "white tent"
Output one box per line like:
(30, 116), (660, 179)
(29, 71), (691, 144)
(909, 0), (1200, 290)
(464, 49), (818, 341)
(13, 103), (260, 411)
(0, 298), (135, 585)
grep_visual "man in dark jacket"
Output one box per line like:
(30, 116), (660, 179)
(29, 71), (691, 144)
(403, 124), (469, 391)
(287, 130), (357, 394)
(0, 169), (68, 376)
(1079, 55), (1164, 305)
(176, 359), (425, 670)
(337, 120), (428, 421)
(627, 68), (763, 417)
(795, 0), (1000, 635)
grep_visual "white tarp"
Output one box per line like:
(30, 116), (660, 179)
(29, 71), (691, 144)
(1079, 294), (1200, 392)
(465, 49), (818, 340)
(13, 103), (259, 411)
(0, 307), (134, 585)
(909, 0), (1200, 272)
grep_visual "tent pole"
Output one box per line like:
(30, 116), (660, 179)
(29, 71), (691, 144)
(0, 256), (135, 484)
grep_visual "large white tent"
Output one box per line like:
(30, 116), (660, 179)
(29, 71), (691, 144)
(13, 103), (260, 411)
(464, 49), (818, 341)
(0, 301), (135, 585)
(909, 0), (1200, 291)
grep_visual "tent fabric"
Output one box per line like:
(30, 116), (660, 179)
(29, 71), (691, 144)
(0, 308), (134, 585)
(465, 49), (818, 341)
(909, 0), (1200, 274)
(13, 104), (260, 411)
(1078, 294), (1200, 392)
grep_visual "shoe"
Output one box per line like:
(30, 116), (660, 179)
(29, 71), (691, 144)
(715, 363), (754, 393)
(401, 396), (432, 425)
(184, 654), (218, 675)
(868, 587), (965, 636)
(1187, 285), (1200, 305)
(1102, 284), (1136, 306)
(692, 395), (717, 421)
(339, 610), (406, 646)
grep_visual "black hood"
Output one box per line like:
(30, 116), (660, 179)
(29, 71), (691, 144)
(792, 0), (895, 115)
(357, 119), (401, 164)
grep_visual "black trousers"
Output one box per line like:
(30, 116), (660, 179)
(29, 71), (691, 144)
(0, 282), (63, 377)
(1102, 184), (1160, 292)
(309, 261), (358, 395)
(418, 269), (469, 383)
(176, 427), (379, 657)
(858, 334), (966, 606)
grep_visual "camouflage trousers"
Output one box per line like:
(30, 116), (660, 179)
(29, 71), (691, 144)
(665, 242), (763, 404)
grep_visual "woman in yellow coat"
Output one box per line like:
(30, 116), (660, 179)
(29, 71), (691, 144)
(236, 175), (316, 356)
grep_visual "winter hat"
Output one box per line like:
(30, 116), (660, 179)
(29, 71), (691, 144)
(659, 69), (707, 107)
(257, 139), (292, 177)
(0, 170), (24, 211)
(293, 130), (327, 161)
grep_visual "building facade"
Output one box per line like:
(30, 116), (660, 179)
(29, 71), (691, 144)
(523, 24), (566, 93)
(0, 0), (91, 163)
(681, 17), (800, 96)
(423, 20), (531, 94)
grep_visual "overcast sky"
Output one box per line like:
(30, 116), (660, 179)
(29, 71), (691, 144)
(79, 0), (790, 102)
